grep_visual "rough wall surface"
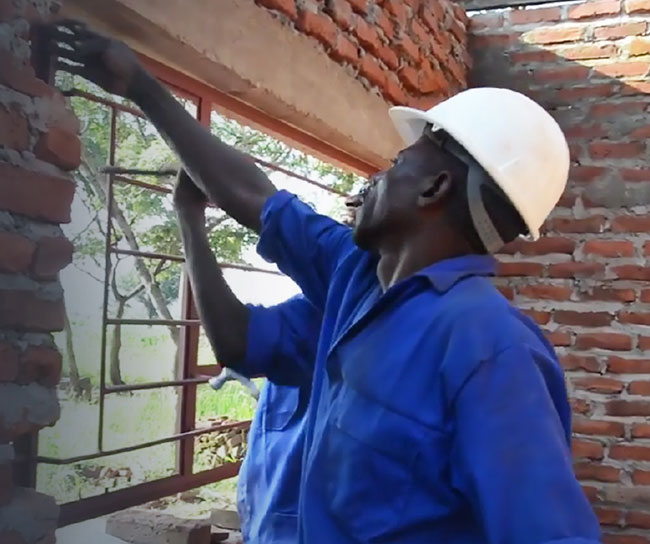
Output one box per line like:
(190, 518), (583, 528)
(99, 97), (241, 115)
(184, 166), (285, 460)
(255, 0), (469, 108)
(470, 1), (650, 541)
(0, 0), (80, 541)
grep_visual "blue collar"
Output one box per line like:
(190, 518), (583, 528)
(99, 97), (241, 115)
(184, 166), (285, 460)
(414, 254), (496, 293)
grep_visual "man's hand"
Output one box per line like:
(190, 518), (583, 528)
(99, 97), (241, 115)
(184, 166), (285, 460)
(174, 169), (208, 217)
(45, 19), (144, 98)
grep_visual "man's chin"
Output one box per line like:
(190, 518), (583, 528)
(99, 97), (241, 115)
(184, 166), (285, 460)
(352, 223), (374, 251)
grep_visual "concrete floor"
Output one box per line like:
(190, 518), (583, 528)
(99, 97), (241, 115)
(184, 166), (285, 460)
(55, 517), (127, 544)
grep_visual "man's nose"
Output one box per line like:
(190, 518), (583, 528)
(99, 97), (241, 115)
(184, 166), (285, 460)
(345, 193), (363, 208)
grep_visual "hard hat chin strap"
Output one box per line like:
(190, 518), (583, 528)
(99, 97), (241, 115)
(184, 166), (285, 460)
(442, 137), (505, 254)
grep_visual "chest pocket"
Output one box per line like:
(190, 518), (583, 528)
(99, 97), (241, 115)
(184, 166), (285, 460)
(263, 383), (301, 431)
(324, 386), (438, 541)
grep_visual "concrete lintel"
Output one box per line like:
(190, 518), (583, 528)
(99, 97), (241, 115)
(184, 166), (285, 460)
(63, 0), (404, 173)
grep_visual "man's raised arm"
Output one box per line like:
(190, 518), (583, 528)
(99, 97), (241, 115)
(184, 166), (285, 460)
(48, 20), (275, 232)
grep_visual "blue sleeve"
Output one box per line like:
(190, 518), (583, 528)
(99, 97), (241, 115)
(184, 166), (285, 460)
(257, 191), (356, 309)
(451, 344), (601, 544)
(244, 295), (321, 387)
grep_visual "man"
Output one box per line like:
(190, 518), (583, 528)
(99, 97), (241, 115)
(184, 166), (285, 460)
(174, 170), (320, 543)
(50, 21), (601, 542)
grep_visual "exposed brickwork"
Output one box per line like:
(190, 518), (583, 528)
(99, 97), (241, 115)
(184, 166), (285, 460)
(470, 0), (650, 540)
(0, 0), (74, 541)
(253, 0), (469, 106)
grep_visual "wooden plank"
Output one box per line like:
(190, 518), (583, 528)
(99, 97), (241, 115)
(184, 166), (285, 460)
(459, 0), (559, 11)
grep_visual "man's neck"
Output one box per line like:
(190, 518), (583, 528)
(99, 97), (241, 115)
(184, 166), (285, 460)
(375, 229), (472, 290)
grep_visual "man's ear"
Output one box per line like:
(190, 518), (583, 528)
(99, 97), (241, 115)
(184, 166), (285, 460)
(417, 171), (453, 208)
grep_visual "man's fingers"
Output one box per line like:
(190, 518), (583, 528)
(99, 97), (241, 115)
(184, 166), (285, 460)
(53, 44), (86, 63)
(56, 60), (86, 77)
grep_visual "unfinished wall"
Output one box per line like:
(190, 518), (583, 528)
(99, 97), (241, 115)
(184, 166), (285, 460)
(64, 0), (469, 169)
(0, 0), (80, 541)
(470, 0), (650, 541)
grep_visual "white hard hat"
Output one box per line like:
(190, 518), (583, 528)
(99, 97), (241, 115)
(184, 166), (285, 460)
(389, 87), (569, 241)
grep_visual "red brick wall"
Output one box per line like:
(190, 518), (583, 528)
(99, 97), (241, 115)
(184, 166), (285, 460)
(255, 0), (469, 108)
(470, 1), (650, 541)
(0, 0), (80, 541)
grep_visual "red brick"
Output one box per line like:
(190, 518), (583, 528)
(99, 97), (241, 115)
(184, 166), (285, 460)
(496, 261), (544, 277)
(376, 44), (399, 70)
(630, 381), (650, 395)
(568, 0), (621, 19)
(445, 55), (467, 87)
(603, 535), (650, 544)
(549, 262), (604, 279)
(325, 0), (352, 28)
(18, 347), (62, 387)
(580, 287), (636, 303)
(590, 101), (647, 118)
(0, 232), (35, 274)
(576, 333), (633, 351)
(574, 462), (621, 483)
(552, 84), (618, 104)
(613, 265), (650, 281)
(471, 33), (519, 48)
(627, 0), (650, 13)
(562, 44), (618, 61)
(607, 401), (650, 417)
(584, 240), (635, 257)
(595, 21), (647, 39)
(297, 9), (338, 48)
(509, 6), (562, 24)
(383, 73), (407, 105)
(348, 0), (367, 14)
(418, 60), (447, 94)
(396, 33), (420, 62)
(555, 310), (612, 327)
(629, 126), (650, 139)
(572, 439), (605, 460)
(411, 19), (428, 45)
(561, 354), (601, 372)
(594, 507), (624, 526)
(597, 62), (650, 78)
(643, 289), (650, 302)
(628, 37), (650, 56)
(612, 216), (650, 232)
(502, 236), (575, 256)
(0, 164), (74, 224)
(30, 236), (74, 280)
(496, 285), (514, 300)
(574, 376), (625, 394)
(544, 329), (572, 347)
(0, 342), (19, 382)
(622, 166), (650, 181)
(510, 49), (557, 64)
(399, 64), (420, 92)
(623, 80), (650, 94)
(534, 66), (591, 83)
(375, 9), (394, 39)
(610, 444), (650, 460)
(589, 141), (646, 159)
(526, 26), (584, 45)
(632, 423), (650, 438)
(330, 35), (359, 65)
(385, 0), (407, 26)
(632, 470), (650, 486)
(581, 485), (599, 503)
(518, 284), (572, 301)
(257, 0), (298, 19)
(609, 356), (650, 373)
(573, 419), (625, 437)
(549, 215), (606, 233)
(627, 511), (650, 530)
(0, 290), (64, 332)
(571, 398), (591, 415)
(359, 53), (387, 88)
(566, 128), (607, 144)
(353, 15), (382, 55)
(0, 105), (29, 151)
(35, 127), (82, 172)
(0, 50), (52, 98)
(522, 309), (551, 325)
(620, 312), (650, 326)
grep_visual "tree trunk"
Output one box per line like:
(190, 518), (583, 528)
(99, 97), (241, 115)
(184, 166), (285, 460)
(63, 306), (83, 397)
(109, 299), (126, 386)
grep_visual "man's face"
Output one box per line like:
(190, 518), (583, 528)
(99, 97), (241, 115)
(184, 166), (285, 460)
(348, 135), (451, 251)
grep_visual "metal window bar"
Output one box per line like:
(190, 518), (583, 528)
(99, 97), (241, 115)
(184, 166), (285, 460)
(32, 59), (372, 528)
